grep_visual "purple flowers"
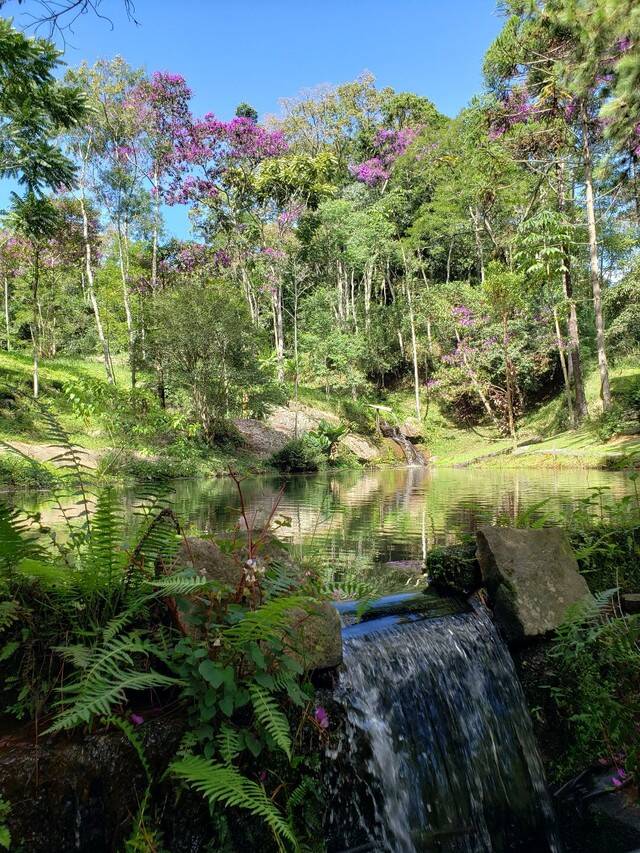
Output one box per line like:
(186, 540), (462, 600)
(350, 126), (418, 186)
(611, 768), (627, 788)
(130, 713), (144, 726)
(314, 706), (329, 729)
(452, 305), (474, 328)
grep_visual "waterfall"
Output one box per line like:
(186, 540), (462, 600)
(388, 427), (426, 466)
(325, 605), (561, 853)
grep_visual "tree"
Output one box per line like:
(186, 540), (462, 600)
(151, 281), (283, 439)
(483, 261), (525, 442)
(0, 19), (86, 395)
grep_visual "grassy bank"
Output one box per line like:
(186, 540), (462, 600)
(0, 351), (268, 485)
(417, 357), (640, 470)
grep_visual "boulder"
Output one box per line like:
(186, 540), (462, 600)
(285, 601), (343, 671)
(175, 536), (244, 588)
(621, 593), (640, 615)
(339, 433), (381, 462)
(174, 535), (342, 671)
(476, 526), (593, 643)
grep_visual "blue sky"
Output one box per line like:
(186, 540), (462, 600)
(2, 0), (504, 236)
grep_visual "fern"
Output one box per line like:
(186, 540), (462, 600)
(249, 683), (292, 760)
(0, 502), (45, 573)
(217, 723), (242, 764)
(48, 631), (181, 733)
(225, 594), (311, 648)
(150, 573), (214, 597)
(103, 715), (152, 783)
(170, 755), (298, 852)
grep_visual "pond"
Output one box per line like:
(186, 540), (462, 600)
(10, 465), (636, 569)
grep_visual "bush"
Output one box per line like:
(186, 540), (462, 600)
(425, 540), (481, 596)
(270, 436), (324, 473)
(339, 399), (376, 434)
(98, 451), (200, 482)
(0, 454), (58, 490)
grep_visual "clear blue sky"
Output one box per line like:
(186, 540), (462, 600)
(2, 0), (504, 236)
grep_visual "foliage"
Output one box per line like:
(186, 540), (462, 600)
(548, 592), (640, 781)
(0, 453), (58, 489)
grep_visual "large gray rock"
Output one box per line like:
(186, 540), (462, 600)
(476, 526), (593, 642)
(174, 536), (342, 670)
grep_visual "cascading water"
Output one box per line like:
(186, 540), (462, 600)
(325, 603), (561, 853)
(389, 428), (426, 466)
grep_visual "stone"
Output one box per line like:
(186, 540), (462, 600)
(383, 559), (425, 575)
(174, 535), (342, 671)
(339, 433), (381, 462)
(285, 601), (343, 671)
(621, 593), (640, 615)
(476, 526), (593, 643)
(175, 536), (244, 588)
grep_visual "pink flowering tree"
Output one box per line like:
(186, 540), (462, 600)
(350, 127), (418, 188)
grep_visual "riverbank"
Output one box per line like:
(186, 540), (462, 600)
(1, 351), (639, 489)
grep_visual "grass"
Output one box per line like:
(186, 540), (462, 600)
(1, 350), (639, 485)
(0, 351), (268, 484)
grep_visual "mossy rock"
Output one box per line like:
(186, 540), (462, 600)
(425, 541), (481, 596)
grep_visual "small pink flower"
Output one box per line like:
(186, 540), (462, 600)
(131, 713), (144, 726)
(259, 770), (267, 782)
(314, 706), (329, 729)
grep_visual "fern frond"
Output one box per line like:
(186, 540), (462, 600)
(150, 573), (214, 597)
(103, 715), (152, 783)
(170, 756), (297, 852)
(217, 724), (242, 765)
(0, 501), (46, 572)
(48, 632), (181, 733)
(249, 684), (292, 760)
(225, 595), (311, 648)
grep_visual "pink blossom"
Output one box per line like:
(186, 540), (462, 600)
(314, 706), (329, 729)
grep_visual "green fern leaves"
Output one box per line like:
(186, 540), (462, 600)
(48, 632), (181, 733)
(169, 756), (298, 852)
(249, 683), (292, 760)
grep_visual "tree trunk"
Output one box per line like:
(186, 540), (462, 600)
(117, 220), (136, 387)
(469, 206), (485, 283)
(556, 160), (588, 422)
(456, 327), (500, 431)
(3, 275), (10, 352)
(552, 306), (576, 428)
(271, 275), (285, 382)
(581, 108), (611, 410)
(406, 280), (421, 420)
(503, 314), (516, 443)
(30, 245), (40, 398)
(151, 163), (160, 292)
(79, 164), (115, 385)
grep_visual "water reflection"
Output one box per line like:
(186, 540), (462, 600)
(11, 466), (634, 567)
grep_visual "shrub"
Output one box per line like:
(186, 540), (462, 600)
(0, 454), (58, 490)
(270, 436), (324, 473)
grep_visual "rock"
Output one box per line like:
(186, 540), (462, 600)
(383, 559), (425, 575)
(175, 536), (244, 588)
(339, 433), (381, 462)
(381, 436), (406, 461)
(174, 535), (342, 671)
(399, 419), (423, 439)
(232, 418), (289, 457)
(285, 601), (343, 671)
(476, 526), (593, 643)
(621, 593), (640, 614)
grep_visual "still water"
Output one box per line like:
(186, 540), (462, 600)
(11, 466), (635, 567)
